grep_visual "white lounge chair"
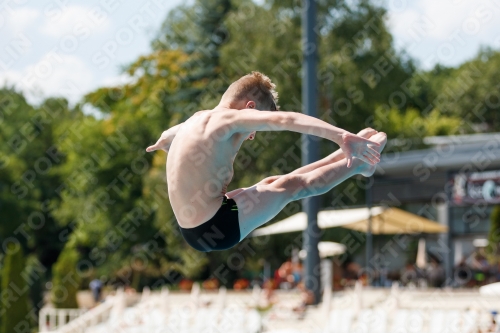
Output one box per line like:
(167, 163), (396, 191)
(325, 309), (354, 333)
(390, 309), (409, 333)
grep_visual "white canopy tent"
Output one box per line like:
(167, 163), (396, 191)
(250, 206), (447, 237)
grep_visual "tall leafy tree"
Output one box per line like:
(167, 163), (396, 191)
(1, 245), (30, 333)
(487, 205), (500, 263)
(51, 246), (81, 308)
(52, 50), (208, 284)
(153, 0), (232, 116)
(0, 89), (73, 316)
(415, 48), (500, 131)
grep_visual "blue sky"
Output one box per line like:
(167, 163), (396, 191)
(1, 0), (499, 105)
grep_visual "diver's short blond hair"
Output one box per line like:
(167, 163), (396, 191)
(222, 71), (279, 110)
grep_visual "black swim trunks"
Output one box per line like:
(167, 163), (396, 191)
(179, 196), (241, 252)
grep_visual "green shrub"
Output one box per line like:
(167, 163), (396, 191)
(51, 247), (81, 308)
(487, 206), (500, 263)
(1, 245), (30, 333)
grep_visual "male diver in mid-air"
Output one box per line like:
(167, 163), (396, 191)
(146, 72), (387, 252)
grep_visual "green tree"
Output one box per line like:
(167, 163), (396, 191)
(415, 48), (500, 132)
(0, 89), (73, 316)
(51, 246), (81, 308)
(153, 0), (232, 116)
(51, 1), (235, 285)
(1, 245), (30, 333)
(52, 49), (208, 284)
(372, 108), (461, 153)
(487, 206), (500, 263)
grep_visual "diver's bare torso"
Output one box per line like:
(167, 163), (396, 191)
(166, 109), (246, 228)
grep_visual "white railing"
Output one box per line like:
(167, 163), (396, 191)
(39, 287), (264, 333)
(323, 308), (499, 333)
(38, 308), (87, 332)
(50, 299), (114, 333)
(56, 301), (114, 333)
(39, 289), (126, 333)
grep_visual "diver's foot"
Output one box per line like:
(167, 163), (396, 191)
(358, 132), (387, 177)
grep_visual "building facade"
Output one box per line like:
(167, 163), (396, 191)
(372, 133), (500, 284)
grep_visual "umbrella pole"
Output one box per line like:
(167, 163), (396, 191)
(366, 176), (373, 286)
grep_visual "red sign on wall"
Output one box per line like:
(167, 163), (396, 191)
(452, 170), (500, 205)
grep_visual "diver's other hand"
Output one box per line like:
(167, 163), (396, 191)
(146, 131), (173, 153)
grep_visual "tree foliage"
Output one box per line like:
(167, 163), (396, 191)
(51, 246), (81, 308)
(487, 205), (500, 263)
(1, 246), (30, 333)
(0, 91), (69, 263)
(52, 49), (209, 282)
(414, 48), (500, 131)
(0, 90), (75, 318)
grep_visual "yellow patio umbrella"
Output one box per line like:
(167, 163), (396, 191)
(251, 206), (447, 237)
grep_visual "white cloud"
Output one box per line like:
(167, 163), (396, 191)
(1, 7), (40, 32)
(2, 53), (94, 105)
(415, 0), (469, 39)
(40, 5), (111, 38)
(387, 8), (421, 40)
(387, 0), (500, 43)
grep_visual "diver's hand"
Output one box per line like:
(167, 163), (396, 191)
(146, 130), (174, 153)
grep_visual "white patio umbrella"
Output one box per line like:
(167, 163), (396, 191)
(318, 241), (347, 258)
(299, 241), (346, 259)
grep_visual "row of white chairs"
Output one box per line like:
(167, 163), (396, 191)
(85, 305), (261, 333)
(326, 309), (496, 333)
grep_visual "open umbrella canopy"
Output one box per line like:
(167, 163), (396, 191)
(299, 241), (347, 259)
(250, 206), (448, 237)
(318, 241), (346, 257)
